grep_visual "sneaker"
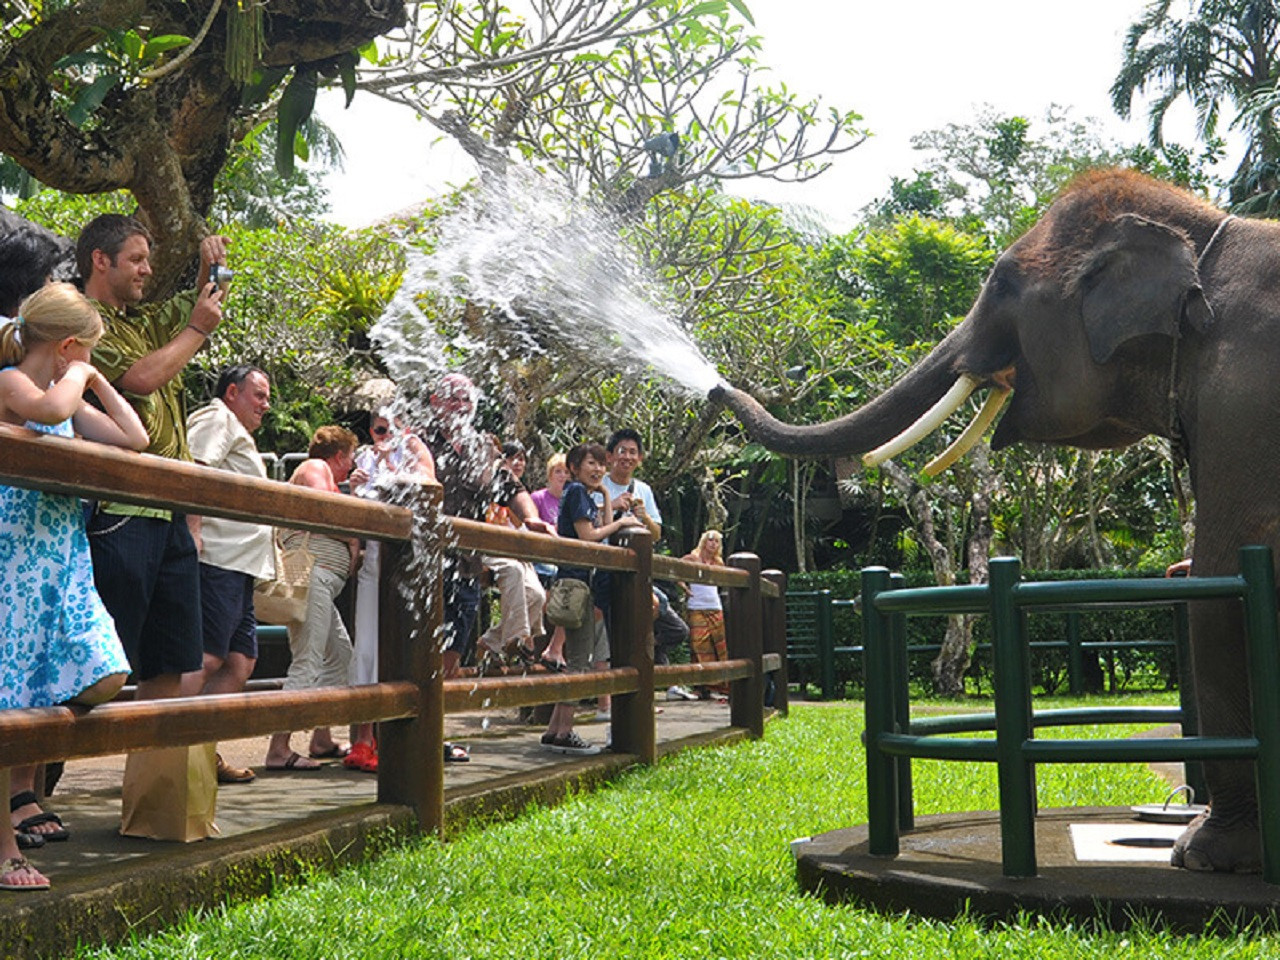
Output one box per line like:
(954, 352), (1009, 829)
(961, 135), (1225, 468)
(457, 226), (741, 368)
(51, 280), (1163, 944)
(666, 685), (698, 701)
(595, 710), (611, 722)
(540, 731), (559, 746)
(216, 753), (256, 784)
(544, 732), (602, 756)
(343, 741), (378, 773)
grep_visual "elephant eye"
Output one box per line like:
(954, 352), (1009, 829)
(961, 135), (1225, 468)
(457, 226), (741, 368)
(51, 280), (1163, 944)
(988, 268), (1017, 298)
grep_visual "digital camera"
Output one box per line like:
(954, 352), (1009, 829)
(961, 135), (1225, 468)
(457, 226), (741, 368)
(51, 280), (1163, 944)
(209, 264), (234, 288)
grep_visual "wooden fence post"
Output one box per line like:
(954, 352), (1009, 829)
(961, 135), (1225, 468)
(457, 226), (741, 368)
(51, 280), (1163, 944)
(611, 529), (655, 763)
(727, 552), (764, 738)
(763, 570), (788, 716)
(376, 485), (445, 836)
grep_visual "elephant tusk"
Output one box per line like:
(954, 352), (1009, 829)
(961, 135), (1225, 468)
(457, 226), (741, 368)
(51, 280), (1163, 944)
(862, 375), (980, 468)
(922, 388), (1011, 477)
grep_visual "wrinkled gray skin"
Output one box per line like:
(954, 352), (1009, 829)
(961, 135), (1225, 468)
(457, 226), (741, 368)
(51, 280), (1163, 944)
(713, 169), (1280, 873)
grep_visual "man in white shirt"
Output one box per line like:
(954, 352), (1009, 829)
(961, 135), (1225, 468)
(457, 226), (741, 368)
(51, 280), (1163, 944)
(601, 428), (662, 540)
(186, 365), (274, 783)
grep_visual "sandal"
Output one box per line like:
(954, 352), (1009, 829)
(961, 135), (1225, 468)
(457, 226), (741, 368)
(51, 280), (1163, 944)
(10, 791), (68, 842)
(265, 751), (322, 771)
(15, 832), (44, 851)
(444, 742), (470, 763)
(0, 857), (49, 891)
(308, 744), (350, 760)
(538, 656), (567, 674)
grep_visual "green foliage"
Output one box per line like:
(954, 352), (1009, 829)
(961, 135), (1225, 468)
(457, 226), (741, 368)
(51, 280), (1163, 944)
(834, 215), (994, 344)
(211, 120), (333, 227)
(14, 189), (134, 239)
(187, 222), (404, 453)
(908, 105), (1118, 243)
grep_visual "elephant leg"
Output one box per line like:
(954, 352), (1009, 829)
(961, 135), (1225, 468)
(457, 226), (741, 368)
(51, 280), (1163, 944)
(1171, 597), (1261, 873)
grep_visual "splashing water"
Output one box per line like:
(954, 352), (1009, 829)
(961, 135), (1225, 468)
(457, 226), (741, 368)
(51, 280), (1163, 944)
(370, 167), (723, 396)
(363, 167), (729, 685)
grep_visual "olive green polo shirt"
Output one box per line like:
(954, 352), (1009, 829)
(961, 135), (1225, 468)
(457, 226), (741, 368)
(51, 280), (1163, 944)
(91, 290), (198, 519)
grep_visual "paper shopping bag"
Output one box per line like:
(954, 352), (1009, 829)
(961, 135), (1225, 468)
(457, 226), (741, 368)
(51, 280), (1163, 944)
(120, 743), (219, 842)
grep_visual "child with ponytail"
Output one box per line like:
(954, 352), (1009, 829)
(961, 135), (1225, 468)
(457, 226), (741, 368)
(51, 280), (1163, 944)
(0, 282), (148, 892)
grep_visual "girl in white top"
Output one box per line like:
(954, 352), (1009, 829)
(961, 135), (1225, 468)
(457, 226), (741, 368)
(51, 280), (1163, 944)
(682, 530), (729, 699)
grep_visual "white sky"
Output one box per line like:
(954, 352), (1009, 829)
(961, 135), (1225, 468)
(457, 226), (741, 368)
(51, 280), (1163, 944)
(317, 0), (1208, 230)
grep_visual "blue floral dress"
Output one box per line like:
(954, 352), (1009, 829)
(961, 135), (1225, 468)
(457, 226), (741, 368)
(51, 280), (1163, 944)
(0, 417), (129, 708)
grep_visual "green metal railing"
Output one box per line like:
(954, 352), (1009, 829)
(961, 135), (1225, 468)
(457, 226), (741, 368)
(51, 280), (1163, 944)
(861, 545), (1280, 883)
(788, 591), (1182, 701)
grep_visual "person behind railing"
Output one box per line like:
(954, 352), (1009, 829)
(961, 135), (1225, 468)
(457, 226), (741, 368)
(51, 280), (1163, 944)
(346, 407), (436, 774)
(79, 214), (226, 705)
(185, 365), (275, 785)
(477, 441), (550, 670)
(683, 530), (729, 701)
(0, 283), (149, 891)
(0, 228), (79, 851)
(263, 426), (359, 771)
(541, 442), (645, 756)
(529, 452), (569, 670)
(596, 428), (664, 718)
(423, 374), (522, 689)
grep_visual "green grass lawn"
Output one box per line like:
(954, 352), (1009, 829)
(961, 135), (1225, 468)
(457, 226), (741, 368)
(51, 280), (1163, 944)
(87, 698), (1280, 959)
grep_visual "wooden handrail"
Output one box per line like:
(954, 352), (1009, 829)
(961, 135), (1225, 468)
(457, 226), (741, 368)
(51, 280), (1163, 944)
(0, 424), (412, 542)
(0, 416), (788, 833)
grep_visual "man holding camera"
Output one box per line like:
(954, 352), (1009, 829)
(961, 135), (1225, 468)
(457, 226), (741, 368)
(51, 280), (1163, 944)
(81, 214), (227, 701)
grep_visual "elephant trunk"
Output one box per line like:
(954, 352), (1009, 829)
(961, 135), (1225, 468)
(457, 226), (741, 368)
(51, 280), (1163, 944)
(711, 332), (974, 459)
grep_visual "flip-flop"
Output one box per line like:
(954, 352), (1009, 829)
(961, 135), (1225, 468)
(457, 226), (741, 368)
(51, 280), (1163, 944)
(444, 742), (470, 763)
(15, 832), (43, 851)
(265, 751), (322, 771)
(0, 857), (49, 892)
(10, 792), (69, 842)
(308, 744), (350, 760)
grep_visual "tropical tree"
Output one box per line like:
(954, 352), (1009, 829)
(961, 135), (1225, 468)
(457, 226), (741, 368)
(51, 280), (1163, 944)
(907, 106), (1116, 243)
(0, 1), (404, 293)
(1111, 0), (1280, 208)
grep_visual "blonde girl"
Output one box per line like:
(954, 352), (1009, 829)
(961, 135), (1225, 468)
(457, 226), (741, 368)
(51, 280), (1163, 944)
(0, 283), (147, 892)
(683, 531), (728, 699)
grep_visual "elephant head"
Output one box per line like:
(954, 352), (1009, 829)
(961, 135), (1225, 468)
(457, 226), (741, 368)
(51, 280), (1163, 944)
(716, 169), (1280, 875)
(713, 169), (1222, 471)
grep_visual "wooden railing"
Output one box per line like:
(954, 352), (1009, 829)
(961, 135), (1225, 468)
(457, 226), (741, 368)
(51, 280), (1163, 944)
(0, 423), (788, 835)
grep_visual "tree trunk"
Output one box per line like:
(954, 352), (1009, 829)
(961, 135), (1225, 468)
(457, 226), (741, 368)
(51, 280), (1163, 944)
(0, 2), (404, 294)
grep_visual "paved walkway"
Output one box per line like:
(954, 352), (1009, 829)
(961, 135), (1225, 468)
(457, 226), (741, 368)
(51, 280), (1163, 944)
(7, 697), (734, 888)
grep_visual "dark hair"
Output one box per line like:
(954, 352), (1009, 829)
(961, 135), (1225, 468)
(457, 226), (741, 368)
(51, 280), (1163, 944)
(75, 214), (151, 280)
(566, 442), (609, 472)
(215, 364), (268, 400)
(606, 428), (644, 454)
(0, 228), (61, 317)
(501, 440), (526, 459)
(309, 425), (358, 460)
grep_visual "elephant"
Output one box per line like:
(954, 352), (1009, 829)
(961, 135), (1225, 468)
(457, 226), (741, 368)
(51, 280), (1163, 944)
(712, 168), (1280, 874)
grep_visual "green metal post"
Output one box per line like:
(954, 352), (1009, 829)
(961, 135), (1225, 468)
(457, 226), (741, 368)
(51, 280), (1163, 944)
(862, 567), (898, 857)
(817, 590), (836, 700)
(989, 556), (1038, 878)
(1238, 546), (1280, 884)
(889, 573), (914, 832)
(1173, 602), (1207, 802)
(1067, 611), (1083, 696)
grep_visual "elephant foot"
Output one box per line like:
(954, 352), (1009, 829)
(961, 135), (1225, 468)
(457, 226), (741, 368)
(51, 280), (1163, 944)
(1170, 809), (1261, 874)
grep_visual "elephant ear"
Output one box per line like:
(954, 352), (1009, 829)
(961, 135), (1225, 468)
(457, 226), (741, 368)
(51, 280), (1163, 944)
(1072, 213), (1214, 365)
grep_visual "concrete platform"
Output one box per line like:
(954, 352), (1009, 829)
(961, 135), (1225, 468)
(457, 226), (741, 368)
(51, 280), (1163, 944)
(793, 806), (1280, 932)
(0, 699), (741, 959)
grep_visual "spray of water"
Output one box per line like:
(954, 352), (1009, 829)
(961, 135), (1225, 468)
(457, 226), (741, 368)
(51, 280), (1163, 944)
(363, 168), (726, 683)
(370, 167), (723, 396)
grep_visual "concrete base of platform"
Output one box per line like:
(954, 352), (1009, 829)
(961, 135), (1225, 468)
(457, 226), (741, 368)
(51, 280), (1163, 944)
(793, 806), (1280, 932)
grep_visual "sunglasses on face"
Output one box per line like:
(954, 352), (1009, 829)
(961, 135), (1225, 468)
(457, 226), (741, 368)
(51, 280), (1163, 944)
(372, 425), (389, 436)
